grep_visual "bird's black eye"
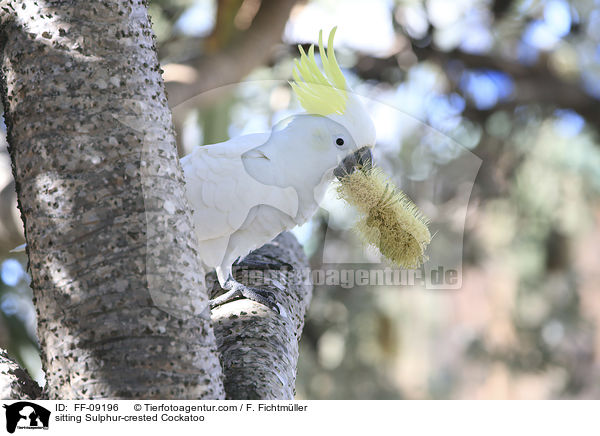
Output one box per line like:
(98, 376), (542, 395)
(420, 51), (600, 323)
(336, 137), (344, 146)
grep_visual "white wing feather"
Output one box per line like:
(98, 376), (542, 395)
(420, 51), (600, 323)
(181, 133), (299, 268)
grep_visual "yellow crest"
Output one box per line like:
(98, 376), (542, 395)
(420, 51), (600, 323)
(290, 27), (348, 116)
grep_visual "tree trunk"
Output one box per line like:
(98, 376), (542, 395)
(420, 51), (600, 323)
(0, 0), (224, 399)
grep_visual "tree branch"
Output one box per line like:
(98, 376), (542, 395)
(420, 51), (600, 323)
(211, 232), (312, 400)
(0, 349), (43, 400)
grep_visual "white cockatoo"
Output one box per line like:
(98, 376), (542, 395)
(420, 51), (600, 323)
(182, 28), (376, 312)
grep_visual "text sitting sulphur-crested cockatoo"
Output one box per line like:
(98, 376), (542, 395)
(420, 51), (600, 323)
(181, 28), (376, 313)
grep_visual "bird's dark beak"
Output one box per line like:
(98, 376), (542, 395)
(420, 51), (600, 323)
(334, 146), (373, 180)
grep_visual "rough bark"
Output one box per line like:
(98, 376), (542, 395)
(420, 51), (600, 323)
(0, 0), (224, 399)
(211, 232), (312, 400)
(0, 349), (43, 399)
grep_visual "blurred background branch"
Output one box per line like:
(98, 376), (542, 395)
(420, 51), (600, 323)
(351, 46), (600, 130)
(163, 0), (299, 107)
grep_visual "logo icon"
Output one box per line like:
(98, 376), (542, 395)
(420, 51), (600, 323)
(2, 402), (50, 433)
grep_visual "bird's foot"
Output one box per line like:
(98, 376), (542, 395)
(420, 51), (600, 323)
(210, 280), (280, 314)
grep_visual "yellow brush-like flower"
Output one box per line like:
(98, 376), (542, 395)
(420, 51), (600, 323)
(337, 168), (431, 268)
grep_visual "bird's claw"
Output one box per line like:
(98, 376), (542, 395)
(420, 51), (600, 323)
(210, 282), (280, 314)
